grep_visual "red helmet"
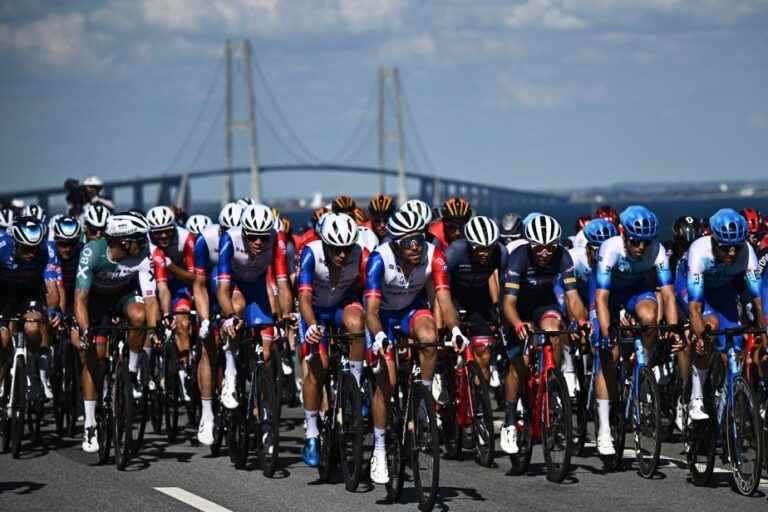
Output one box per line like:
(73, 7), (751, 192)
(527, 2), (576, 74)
(759, 235), (768, 253)
(739, 208), (761, 234)
(594, 205), (619, 227)
(574, 214), (592, 233)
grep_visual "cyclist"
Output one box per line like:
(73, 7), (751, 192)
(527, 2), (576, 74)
(429, 197), (471, 250)
(0, 217), (62, 405)
(680, 209), (766, 422)
(216, 204), (292, 427)
(296, 207), (329, 255)
(352, 208), (379, 252)
(500, 213), (589, 455)
(192, 202), (242, 445)
(593, 205), (680, 455)
(82, 203), (111, 242)
(186, 214), (212, 235)
(567, 214), (591, 249)
(147, 206), (197, 402)
(368, 194), (395, 240)
(594, 205), (620, 228)
(0, 208), (13, 231)
(73, 213), (165, 453)
(365, 209), (468, 484)
(296, 213), (368, 466)
(668, 216), (701, 279)
(740, 208), (762, 251)
(499, 212), (525, 254)
(82, 175), (115, 211)
(23, 204), (47, 225)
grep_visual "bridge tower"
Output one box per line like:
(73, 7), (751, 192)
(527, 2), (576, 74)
(378, 67), (407, 205)
(224, 39), (261, 205)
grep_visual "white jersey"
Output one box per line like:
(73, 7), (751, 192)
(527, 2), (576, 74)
(684, 235), (761, 301)
(297, 240), (366, 308)
(568, 245), (592, 284)
(568, 230), (587, 249)
(357, 226), (379, 253)
(200, 224), (221, 266)
(595, 235), (672, 291)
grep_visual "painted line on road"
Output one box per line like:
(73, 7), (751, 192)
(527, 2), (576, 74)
(155, 487), (234, 512)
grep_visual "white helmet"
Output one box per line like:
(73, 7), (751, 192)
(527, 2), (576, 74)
(218, 202), (243, 229)
(23, 204), (46, 223)
(185, 214), (212, 235)
(524, 214), (562, 245)
(319, 213), (358, 247)
(236, 197), (256, 207)
(402, 199), (433, 225)
(146, 206), (176, 231)
(387, 210), (427, 239)
(10, 217), (45, 247)
(48, 214), (64, 233)
(52, 216), (82, 241)
(464, 216), (499, 247)
(83, 175), (103, 188)
(0, 208), (13, 228)
(105, 214), (149, 240)
(240, 204), (274, 235)
(83, 203), (111, 228)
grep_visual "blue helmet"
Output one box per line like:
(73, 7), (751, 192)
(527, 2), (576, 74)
(709, 208), (747, 245)
(583, 218), (618, 246)
(620, 205), (658, 241)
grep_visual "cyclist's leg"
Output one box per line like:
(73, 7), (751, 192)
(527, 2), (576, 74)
(593, 291), (621, 449)
(629, 291), (659, 354)
(340, 302), (365, 387)
(370, 310), (397, 471)
(172, 288), (193, 398)
(406, 309), (438, 384)
(533, 305), (564, 365)
(468, 309), (494, 381)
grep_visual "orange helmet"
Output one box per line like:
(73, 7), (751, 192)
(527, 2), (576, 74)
(311, 207), (329, 227)
(368, 194), (394, 218)
(331, 196), (356, 214)
(441, 196), (471, 222)
(280, 217), (293, 235)
(353, 207), (369, 224)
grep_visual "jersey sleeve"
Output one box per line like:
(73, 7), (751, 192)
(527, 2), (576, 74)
(558, 250), (578, 292)
(182, 233), (196, 272)
(744, 245), (761, 299)
(686, 251), (706, 303)
(138, 258), (157, 298)
(75, 242), (97, 292)
(217, 232), (234, 283)
(358, 248), (370, 288)
(297, 245), (316, 295)
(595, 242), (617, 291)
(364, 251), (384, 301)
(503, 246), (527, 296)
(44, 241), (62, 283)
(151, 246), (168, 283)
(654, 243), (673, 287)
(271, 232), (289, 282)
(431, 247), (450, 292)
(193, 235), (210, 276)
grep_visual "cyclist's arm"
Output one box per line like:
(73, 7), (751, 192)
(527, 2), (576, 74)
(364, 252), (385, 337)
(166, 233), (196, 284)
(432, 248), (458, 330)
(216, 232), (236, 318)
(659, 284), (678, 326)
(44, 243), (61, 310)
(560, 250), (587, 322)
(654, 244), (677, 326)
(594, 243), (615, 337)
(74, 245), (95, 332)
(501, 246), (525, 330)
(273, 233), (293, 319)
(297, 245), (317, 326)
(192, 235), (210, 321)
(686, 256), (706, 338)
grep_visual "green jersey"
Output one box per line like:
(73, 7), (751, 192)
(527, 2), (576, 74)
(75, 238), (156, 297)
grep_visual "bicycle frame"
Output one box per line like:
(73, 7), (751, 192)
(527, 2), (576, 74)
(525, 329), (571, 440)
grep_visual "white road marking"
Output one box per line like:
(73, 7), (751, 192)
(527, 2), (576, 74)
(155, 487), (235, 512)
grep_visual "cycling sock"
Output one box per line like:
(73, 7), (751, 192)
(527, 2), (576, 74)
(597, 399), (610, 436)
(305, 409), (319, 439)
(178, 368), (188, 389)
(201, 399), (213, 422)
(350, 360), (363, 387)
(84, 400), (96, 428)
(128, 350), (139, 373)
(38, 350), (50, 382)
(504, 399), (518, 425)
(373, 427), (386, 455)
(225, 350), (236, 380)
(562, 345), (574, 373)
(691, 366), (704, 400)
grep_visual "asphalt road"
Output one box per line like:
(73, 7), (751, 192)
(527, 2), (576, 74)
(1, 402), (767, 512)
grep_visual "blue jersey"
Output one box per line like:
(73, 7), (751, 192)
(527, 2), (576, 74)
(595, 236), (671, 292)
(0, 233), (61, 288)
(47, 240), (81, 296)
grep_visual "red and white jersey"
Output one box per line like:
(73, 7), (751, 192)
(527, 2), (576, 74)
(151, 225), (195, 273)
(297, 239), (368, 308)
(217, 227), (288, 284)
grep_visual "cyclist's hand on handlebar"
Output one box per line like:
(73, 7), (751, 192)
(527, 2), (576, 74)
(48, 307), (62, 329)
(305, 323), (325, 344)
(514, 322), (532, 342)
(199, 319), (211, 340)
(373, 331), (389, 355)
(571, 319), (591, 343)
(222, 315), (242, 338)
(450, 326), (469, 352)
(280, 312), (298, 326)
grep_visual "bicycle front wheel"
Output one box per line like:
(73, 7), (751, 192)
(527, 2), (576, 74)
(164, 343), (180, 443)
(728, 376), (763, 496)
(411, 383), (440, 512)
(542, 368), (573, 483)
(634, 367), (661, 478)
(10, 355), (27, 459)
(467, 362), (494, 468)
(257, 364), (280, 477)
(338, 373), (363, 491)
(113, 358), (137, 470)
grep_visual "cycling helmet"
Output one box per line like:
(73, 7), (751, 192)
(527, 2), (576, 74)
(10, 216), (45, 247)
(53, 216), (82, 241)
(280, 217), (293, 235)
(23, 204), (46, 223)
(402, 199), (433, 225)
(83, 203), (110, 228)
(522, 212), (543, 229)
(739, 208), (761, 235)
(673, 216), (700, 244)
(319, 213), (359, 247)
(594, 205), (620, 227)
(464, 216), (499, 247)
(105, 214), (149, 241)
(240, 204), (275, 235)
(368, 194), (394, 217)
(48, 214), (63, 233)
(185, 214), (212, 235)
(353, 207), (368, 225)
(574, 214), (592, 233)
(218, 202), (243, 229)
(620, 205), (658, 241)
(82, 175), (103, 188)
(441, 197), (471, 222)
(709, 208), (748, 245)
(583, 219), (618, 246)
(500, 213), (523, 240)
(237, 197), (255, 207)
(0, 208), (13, 228)
(332, 196), (356, 214)
(388, 210), (427, 239)
(146, 206), (176, 231)
(311, 207), (329, 228)
(524, 214), (562, 245)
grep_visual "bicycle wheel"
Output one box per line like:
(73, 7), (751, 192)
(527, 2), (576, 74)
(570, 355), (588, 456)
(467, 362), (494, 468)
(728, 376), (763, 496)
(634, 367), (661, 478)
(542, 368), (573, 483)
(228, 408), (246, 467)
(210, 399), (225, 457)
(10, 355), (26, 459)
(412, 383), (440, 512)
(338, 373), (363, 491)
(317, 407), (336, 482)
(97, 365), (113, 465)
(508, 392), (533, 476)
(113, 357), (137, 470)
(0, 372), (10, 453)
(686, 377), (716, 486)
(164, 343), (180, 443)
(385, 411), (405, 502)
(63, 342), (80, 438)
(601, 361), (627, 472)
(271, 343), (284, 423)
(257, 364), (280, 477)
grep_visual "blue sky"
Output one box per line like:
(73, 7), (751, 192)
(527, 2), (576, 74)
(1, 0), (767, 202)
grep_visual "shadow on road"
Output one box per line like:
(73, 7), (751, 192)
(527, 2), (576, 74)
(0, 481), (46, 495)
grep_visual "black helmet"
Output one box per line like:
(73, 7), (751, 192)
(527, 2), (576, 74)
(499, 212), (522, 240)
(673, 216), (700, 244)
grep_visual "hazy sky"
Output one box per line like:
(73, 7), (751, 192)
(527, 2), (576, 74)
(1, 1), (767, 201)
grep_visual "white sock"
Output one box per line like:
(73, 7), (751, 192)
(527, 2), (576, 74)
(691, 367), (704, 400)
(201, 399), (213, 422)
(373, 427), (386, 455)
(128, 351), (139, 373)
(38, 351), (50, 382)
(350, 360), (363, 387)
(562, 345), (574, 373)
(305, 409), (319, 439)
(225, 350), (236, 380)
(597, 399), (611, 436)
(84, 400), (97, 428)
(178, 368), (187, 385)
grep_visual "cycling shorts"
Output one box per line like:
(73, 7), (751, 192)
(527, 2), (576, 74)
(298, 300), (363, 357)
(677, 285), (742, 352)
(230, 277), (273, 328)
(368, 302), (434, 362)
(587, 284), (657, 348)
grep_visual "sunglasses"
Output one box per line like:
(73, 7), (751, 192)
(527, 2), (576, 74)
(713, 241), (741, 254)
(150, 228), (175, 238)
(328, 244), (355, 255)
(626, 238), (649, 248)
(530, 243), (557, 256)
(444, 222), (465, 231)
(469, 242), (492, 251)
(396, 234), (425, 250)
(245, 234), (271, 243)
(56, 240), (79, 249)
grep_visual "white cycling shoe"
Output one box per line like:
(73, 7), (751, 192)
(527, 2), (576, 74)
(41, 378), (54, 401)
(370, 453), (389, 484)
(489, 367), (501, 388)
(197, 419), (214, 446)
(689, 399), (709, 422)
(597, 432), (616, 456)
(432, 374), (449, 406)
(674, 398), (685, 431)
(82, 427), (99, 453)
(500, 424), (519, 455)
(221, 377), (239, 410)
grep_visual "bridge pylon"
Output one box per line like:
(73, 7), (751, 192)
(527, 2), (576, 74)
(378, 67), (407, 206)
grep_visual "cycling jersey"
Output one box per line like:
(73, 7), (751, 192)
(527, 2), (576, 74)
(684, 236), (760, 303)
(217, 227), (288, 285)
(504, 238), (527, 255)
(761, 271), (768, 324)
(567, 230), (587, 250)
(595, 236), (672, 292)
(296, 228), (319, 255)
(357, 226), (379, 253)
(445, 239), (506, 304)
(297, 240), (368, 308)
(75, 238), (156, 298)
(153, 225), (195, 272)
(48, 240), (81, 299)
(0, 234), (61, 287)
(193, 224), (222, 277)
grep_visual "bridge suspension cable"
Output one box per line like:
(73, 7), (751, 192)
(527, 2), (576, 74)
(330, 80), (377, 163)
(400, 80), (439, 177)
